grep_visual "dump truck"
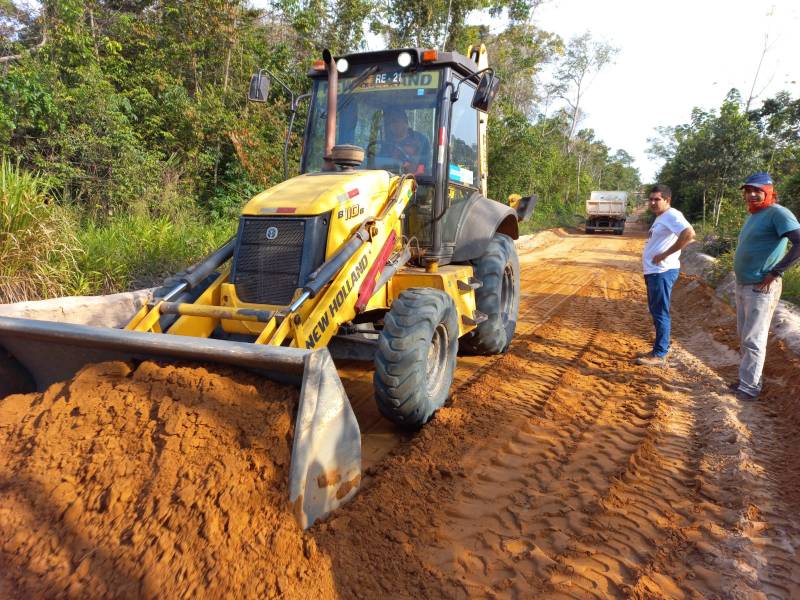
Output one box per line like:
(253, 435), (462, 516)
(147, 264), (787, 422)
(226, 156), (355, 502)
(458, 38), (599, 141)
(0, 46), (535, 528)
(585, 190), (628, 235)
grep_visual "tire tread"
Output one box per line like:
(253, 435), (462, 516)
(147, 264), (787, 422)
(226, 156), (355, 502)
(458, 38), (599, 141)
(373, 288), (458, 427)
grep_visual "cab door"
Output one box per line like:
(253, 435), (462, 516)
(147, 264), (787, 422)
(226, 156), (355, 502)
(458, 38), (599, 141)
(442, 78), (482, 255)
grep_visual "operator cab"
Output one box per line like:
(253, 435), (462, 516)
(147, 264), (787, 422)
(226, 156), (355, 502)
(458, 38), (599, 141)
(303, 61), (439, 177)
(301, 49), (496, 259)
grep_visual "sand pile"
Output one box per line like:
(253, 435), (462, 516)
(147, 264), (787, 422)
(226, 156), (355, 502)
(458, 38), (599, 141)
(0, 361), (336, 600)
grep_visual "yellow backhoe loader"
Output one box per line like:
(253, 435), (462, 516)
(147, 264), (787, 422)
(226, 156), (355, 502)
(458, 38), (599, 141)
(0, 45), (535, 528)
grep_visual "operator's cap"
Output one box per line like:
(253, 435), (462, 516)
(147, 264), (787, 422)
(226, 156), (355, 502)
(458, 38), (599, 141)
(740, 171), (773, 190)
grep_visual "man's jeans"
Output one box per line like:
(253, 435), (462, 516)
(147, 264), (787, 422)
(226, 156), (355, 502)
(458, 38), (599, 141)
(644, 269), (680, 357)
(735, 279), (782, 397)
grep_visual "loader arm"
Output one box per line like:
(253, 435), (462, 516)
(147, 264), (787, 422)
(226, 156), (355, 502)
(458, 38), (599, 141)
(126, 175), (416, 350)
(275, 175), (416, 349)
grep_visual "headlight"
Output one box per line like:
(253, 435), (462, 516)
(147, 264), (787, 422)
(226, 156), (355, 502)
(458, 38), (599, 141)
(397, 52), (412, 68)
(336, 58), (349, 73)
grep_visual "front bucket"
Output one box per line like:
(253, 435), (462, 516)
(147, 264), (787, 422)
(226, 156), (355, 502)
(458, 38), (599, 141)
(290, 350), (361, 528)
(0, 316), (361, 528)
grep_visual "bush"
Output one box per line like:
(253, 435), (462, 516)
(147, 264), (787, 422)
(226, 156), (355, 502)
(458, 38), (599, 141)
(699, 233), (733, 257)
(206, 163), (264, 221)
(782, 266), (800, 305)
(708, 250), (734, 287)
(0, 158), (84, 302)
(38, 73), (171, 215)
(518, 195), (584, 234)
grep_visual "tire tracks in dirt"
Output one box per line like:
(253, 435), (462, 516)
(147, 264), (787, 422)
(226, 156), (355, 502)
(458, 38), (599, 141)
(421, 287), (607, 597)
(419, 264), (716, 598)
(314, 229), (800, 600)
(652, 347), (800, 600)
(453, 268), (597, 398)
(668, 280), (800, 599)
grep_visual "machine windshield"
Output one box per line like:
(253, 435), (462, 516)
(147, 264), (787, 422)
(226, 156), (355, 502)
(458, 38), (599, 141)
(304, 68), (441, 176)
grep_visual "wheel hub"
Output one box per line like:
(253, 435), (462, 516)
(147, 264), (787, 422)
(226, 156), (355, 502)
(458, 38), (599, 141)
(426, 324), (448, 398)
(500, 263), (514, 325)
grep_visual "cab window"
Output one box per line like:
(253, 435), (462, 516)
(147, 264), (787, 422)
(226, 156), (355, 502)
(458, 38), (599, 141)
(304, 68), (440, 176)
(448, 81), (479, 189)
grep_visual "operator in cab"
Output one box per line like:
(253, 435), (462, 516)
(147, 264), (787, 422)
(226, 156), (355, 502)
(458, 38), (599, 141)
(383, 108), (431, 176)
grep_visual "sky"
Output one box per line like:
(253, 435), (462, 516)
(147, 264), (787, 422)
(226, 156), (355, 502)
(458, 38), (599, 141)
(524, 0), (800, 182)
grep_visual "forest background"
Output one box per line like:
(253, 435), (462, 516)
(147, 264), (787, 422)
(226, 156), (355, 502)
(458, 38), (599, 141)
(0, 0), (797, 304)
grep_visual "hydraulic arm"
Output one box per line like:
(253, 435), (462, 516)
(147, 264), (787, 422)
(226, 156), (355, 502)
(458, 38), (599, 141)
(125, 175), (417, 350)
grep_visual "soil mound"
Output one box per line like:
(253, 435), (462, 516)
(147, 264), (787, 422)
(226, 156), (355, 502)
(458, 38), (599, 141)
(0, 361), (336, 600)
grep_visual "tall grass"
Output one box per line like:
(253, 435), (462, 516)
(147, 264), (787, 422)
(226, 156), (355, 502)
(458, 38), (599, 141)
(1, 157), (235, 302)
(0, 157), (83, 302)
(76, 213), (234, 293)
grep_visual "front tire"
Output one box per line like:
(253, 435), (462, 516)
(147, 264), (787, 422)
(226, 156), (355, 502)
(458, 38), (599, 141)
(460, 233), (520, 355)
(373, 288), (459, 428)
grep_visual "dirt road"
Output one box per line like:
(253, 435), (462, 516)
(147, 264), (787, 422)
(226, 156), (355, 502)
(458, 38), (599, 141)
(0, 223), (800, 600)
(317, 222), (800, 599)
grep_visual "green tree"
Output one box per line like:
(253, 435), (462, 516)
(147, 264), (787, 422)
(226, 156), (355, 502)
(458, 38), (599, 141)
(376, 0), (542, 51)
(750, 91), (800, 213)
(485, 23), (561, 118)
(651, 90), (763, 228)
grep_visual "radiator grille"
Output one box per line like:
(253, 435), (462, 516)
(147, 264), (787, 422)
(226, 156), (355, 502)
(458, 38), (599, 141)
(232, 218), (306, 305)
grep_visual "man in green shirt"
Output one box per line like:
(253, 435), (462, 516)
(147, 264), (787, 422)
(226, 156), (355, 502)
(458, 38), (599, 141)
(732, 172), (800, 400)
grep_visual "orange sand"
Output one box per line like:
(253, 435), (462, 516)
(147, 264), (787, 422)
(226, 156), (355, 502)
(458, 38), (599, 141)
(0, 361), (335, 599)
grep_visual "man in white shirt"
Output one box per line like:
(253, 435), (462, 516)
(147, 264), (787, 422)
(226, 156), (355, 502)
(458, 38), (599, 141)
(637, 184), (696, 366)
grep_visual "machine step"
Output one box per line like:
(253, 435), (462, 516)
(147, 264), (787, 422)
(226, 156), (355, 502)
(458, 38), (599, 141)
(461, 310), (488, 327)
(457, 277), (483, 292)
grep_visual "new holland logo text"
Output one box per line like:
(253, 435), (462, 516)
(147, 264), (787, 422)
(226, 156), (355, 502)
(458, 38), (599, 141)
(305, 254), (369, 348)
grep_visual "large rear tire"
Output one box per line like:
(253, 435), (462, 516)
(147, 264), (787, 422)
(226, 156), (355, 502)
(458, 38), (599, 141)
(460, 233), (520, 355)
(373, 288), (458, 428)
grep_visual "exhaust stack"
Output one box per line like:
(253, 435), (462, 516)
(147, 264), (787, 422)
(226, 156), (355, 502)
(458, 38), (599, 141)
(322, 49), (337, 172)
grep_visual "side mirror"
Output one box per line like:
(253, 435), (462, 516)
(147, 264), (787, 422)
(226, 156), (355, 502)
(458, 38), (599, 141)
(248, 72), (270, 102)
(472, 73), (500, 112)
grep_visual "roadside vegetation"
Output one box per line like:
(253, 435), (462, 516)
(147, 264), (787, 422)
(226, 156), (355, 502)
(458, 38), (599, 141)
(76, 214), (234, 294)
(0, 157), (82, 302)
(0, 1), (640, 303)
(651, 90), (800, 305)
